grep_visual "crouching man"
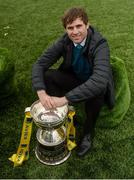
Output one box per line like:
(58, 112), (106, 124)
(32, 7), (115, 157)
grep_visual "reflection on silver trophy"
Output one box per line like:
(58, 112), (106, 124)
(30, 100), (71, 165)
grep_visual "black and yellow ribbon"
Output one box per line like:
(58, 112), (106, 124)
(9, 107), (33, 167)
(66, 107), (77, 151)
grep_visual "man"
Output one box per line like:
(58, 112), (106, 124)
(32, 7), (115, 157)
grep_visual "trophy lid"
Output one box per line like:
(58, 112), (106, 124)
(30, 100), (68, 129)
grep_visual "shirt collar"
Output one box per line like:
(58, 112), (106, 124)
(73, 37), (87, 47)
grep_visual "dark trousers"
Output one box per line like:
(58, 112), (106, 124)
(44, 69), (104, 136)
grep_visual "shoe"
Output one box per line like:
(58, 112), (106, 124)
(76, 134), (92, 157)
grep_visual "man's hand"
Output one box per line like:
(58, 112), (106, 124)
(37, 90), (68, 110)
(37, 90), (56, 110)
(51, 96), (68, 107)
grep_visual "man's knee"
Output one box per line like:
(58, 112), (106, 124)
(44, 70), (56, 84)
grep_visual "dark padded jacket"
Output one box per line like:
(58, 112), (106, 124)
(32, 26), (115, 109)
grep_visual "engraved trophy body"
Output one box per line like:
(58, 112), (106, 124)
(30, 100), (71, 165)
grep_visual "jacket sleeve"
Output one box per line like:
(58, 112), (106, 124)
(65, 40), (111, 102)
(32, 37), (64, 91)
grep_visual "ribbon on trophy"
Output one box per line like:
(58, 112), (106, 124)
(66, 107), (77, 151)
(9, 105), (77, 167)
(9, 107), (33, 167)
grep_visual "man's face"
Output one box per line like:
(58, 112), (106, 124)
(65, 18), (89, 44)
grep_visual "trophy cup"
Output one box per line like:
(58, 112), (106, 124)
(30, 100), (71, 165)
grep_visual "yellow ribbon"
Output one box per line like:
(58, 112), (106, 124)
(9, 107), (33, 167)
(66, 108), (77, 151)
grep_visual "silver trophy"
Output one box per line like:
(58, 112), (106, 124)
(30, 100), (71, 165)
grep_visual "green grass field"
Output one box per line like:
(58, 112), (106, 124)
(0, 0), (134, 179)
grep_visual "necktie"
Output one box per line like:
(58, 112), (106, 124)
(76, 44), (83, 49)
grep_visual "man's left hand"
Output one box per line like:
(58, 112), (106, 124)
(51, 96), (68, 107)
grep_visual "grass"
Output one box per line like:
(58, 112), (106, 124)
(0, 0), (134, 179)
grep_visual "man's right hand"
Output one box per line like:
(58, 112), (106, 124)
(37, 90), (56, 110)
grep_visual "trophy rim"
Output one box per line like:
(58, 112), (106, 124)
(30, 100), (68, 129)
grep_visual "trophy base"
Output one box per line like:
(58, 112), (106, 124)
(35, 143), (71, 166)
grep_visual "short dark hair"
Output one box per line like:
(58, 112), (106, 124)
(61, 7), (89, 28)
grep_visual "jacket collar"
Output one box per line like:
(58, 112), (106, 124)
(82, 26), (95, 54)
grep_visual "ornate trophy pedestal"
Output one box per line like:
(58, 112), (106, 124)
(30, 100), (71, 165)
(35, 128), (71, 165)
